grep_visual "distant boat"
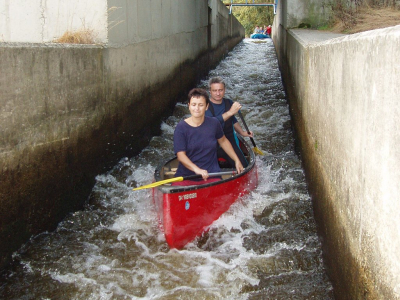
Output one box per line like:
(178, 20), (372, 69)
(250, 33), (270, 39)
(152, 137), (258, 249)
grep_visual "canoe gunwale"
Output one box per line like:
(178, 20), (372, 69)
(154, 137), (256, 194)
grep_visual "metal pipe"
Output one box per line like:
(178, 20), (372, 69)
(226, 1), (278, 15)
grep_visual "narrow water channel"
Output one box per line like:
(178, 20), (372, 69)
(0, 39), (334, 299)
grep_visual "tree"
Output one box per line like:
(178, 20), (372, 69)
(223, 0), (275, 36)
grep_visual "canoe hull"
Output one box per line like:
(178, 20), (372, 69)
(152, 138), (258, 249)
(153, 166), (257, 248)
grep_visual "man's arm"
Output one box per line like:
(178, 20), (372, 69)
(234, 122), (254, 138)
(221, 101), (241, 121)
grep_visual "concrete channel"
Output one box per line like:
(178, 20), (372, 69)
(2, 0), (400, 298)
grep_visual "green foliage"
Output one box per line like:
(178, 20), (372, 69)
(317, 24), (330, 30)
(223, 0), (275, 36)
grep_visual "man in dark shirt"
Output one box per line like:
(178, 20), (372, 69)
(205, 77), (253, 168)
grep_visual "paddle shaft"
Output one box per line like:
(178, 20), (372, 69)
(133, 170), (237, 190)
(180, 170), (237, 181)
(237, 111), (258, 148)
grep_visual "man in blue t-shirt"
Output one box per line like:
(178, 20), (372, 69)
(205, 77), (254, 168)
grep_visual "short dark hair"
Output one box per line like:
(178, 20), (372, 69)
(208, 76), (226, 88)
(188, 88), (210, 105)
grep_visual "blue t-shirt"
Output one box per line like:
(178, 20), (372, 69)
(205, 99), (238, 127)
(174, 116), (224, 177)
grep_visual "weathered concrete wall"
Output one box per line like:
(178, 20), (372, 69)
(273, 1), (400, 299)
(0, 0), (245, 47)
(305, 27), (400, 299)
(0, 0), (108, 43)
(271, 0), (331, 52)
(279, 0), (332, 29)
(0, 0), (245, 269)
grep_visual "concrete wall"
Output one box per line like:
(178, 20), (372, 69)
(0, 0), (245, 47)
(0, 0), (108, 43)
(273, 1), (400, 299)
(305, 27), (400, 299)
(278, 0), (332, 29)
(0, 0), (245, 269)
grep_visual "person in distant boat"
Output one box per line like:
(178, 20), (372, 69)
(266, 25), (272, 36)
(173, 88), (244, 185)
(206, 77), (253, 168)
(253, 26), (260, 34)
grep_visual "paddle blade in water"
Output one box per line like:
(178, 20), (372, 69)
(253, 147), (264, 155)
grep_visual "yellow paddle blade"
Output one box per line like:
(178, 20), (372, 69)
(133, 176), (184, 191)
(253, 147), (264, 156)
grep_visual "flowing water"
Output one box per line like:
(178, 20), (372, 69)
(0, 39), (334, 299)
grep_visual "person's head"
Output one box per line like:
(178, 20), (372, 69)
(208, 77), (226, 103)
(187, 88), (209, 117)
(188, 88), (209, 105)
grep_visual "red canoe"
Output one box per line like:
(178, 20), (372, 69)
(152, 137), (258, 249)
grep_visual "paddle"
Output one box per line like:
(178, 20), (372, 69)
(237, 111), (264, 155)
(133, 170), (237, 191)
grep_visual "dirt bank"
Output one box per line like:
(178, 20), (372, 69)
(330, 7), (400, 33)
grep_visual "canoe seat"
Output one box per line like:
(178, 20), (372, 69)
(164, 168), (177, 179)
(218, 157), (231, 168)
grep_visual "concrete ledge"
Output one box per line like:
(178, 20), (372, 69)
(290, 29), (346, 45)
(276, 26), (400, 299)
